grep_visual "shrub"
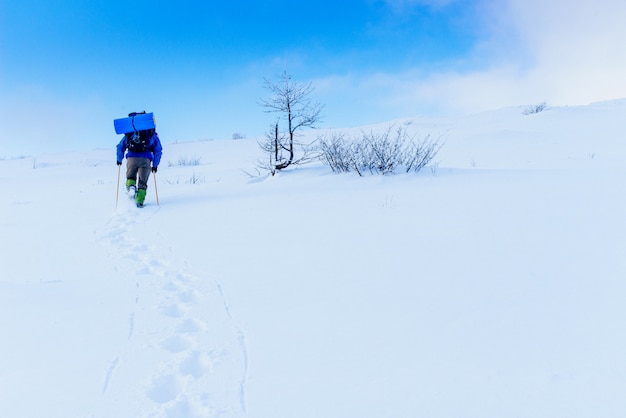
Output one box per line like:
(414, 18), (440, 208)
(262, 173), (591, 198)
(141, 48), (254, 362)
(523, 102), (548, 115)
(168, 155), (201, 167)
(318, 126), (442, 176)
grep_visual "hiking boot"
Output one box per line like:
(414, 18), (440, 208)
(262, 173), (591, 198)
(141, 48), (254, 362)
(136, 188), (147, 207)
(126, 179), (136, 194)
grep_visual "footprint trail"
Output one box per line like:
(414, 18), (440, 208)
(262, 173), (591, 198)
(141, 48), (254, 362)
(95, 205), (247, 417)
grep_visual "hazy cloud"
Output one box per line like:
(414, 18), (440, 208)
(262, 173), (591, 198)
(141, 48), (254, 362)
(343, 0), (626, 116)
(503, 0), (626, 99)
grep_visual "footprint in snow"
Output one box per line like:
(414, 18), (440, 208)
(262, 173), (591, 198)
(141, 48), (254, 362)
(97, 209), (248, 416)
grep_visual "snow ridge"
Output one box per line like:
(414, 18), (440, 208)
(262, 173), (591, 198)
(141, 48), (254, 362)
(95, 201), (247, 417)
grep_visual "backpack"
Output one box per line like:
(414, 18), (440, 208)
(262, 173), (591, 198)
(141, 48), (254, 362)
(126, 129), (154, 153)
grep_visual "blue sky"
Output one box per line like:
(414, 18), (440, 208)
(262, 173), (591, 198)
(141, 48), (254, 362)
(2, 0), (626, 155)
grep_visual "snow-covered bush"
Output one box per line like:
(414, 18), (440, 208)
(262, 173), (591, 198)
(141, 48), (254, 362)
(523, 101), (548, 115)
(168, 155), (202, 167)
(318, 126), (442, 176)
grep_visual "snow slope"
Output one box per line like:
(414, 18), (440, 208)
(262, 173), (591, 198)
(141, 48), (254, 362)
(1, 100), (625, 417)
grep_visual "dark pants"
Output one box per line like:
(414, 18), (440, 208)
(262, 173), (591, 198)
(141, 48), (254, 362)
(126, 157), (151, 190)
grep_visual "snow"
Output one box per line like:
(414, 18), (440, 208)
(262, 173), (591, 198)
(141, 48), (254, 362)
(1, 100), (626, 417)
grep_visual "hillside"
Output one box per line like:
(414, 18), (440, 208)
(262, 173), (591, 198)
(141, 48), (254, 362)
(1, 101), (625, 418)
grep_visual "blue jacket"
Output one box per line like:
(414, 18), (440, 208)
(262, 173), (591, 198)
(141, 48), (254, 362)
(116, 131), (163, 168)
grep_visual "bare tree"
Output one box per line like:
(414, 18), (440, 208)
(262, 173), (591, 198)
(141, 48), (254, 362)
(257, 120), (285, 176)
(258, 70), (323, 173)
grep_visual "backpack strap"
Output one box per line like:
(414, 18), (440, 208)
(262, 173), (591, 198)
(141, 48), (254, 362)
(128, 111), (147, 136)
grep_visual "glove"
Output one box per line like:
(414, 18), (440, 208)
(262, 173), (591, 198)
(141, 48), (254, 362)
(117, 161), (122, 166)
(152, 166), (158, 173)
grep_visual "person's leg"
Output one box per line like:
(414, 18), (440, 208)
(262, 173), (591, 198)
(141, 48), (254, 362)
(125, 158), (139, 191)
(135, 158), (152, 206)
(136, 158), (151, 190)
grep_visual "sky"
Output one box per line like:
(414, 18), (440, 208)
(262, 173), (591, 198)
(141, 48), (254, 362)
(2, 0), (626, 156)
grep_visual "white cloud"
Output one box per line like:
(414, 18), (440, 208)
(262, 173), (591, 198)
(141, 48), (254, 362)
(342, 0), (626, 118)
(506, 0), (626, 99)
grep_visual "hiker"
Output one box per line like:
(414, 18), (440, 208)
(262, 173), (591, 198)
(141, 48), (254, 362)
(116, 128), (163, 207)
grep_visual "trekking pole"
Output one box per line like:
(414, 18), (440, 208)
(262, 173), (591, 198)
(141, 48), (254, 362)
(153, 172), (160, 206)
(115, 165), (121, 209)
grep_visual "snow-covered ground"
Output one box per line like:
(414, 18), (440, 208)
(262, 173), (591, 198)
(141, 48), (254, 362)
(1, 100), (625, 417)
